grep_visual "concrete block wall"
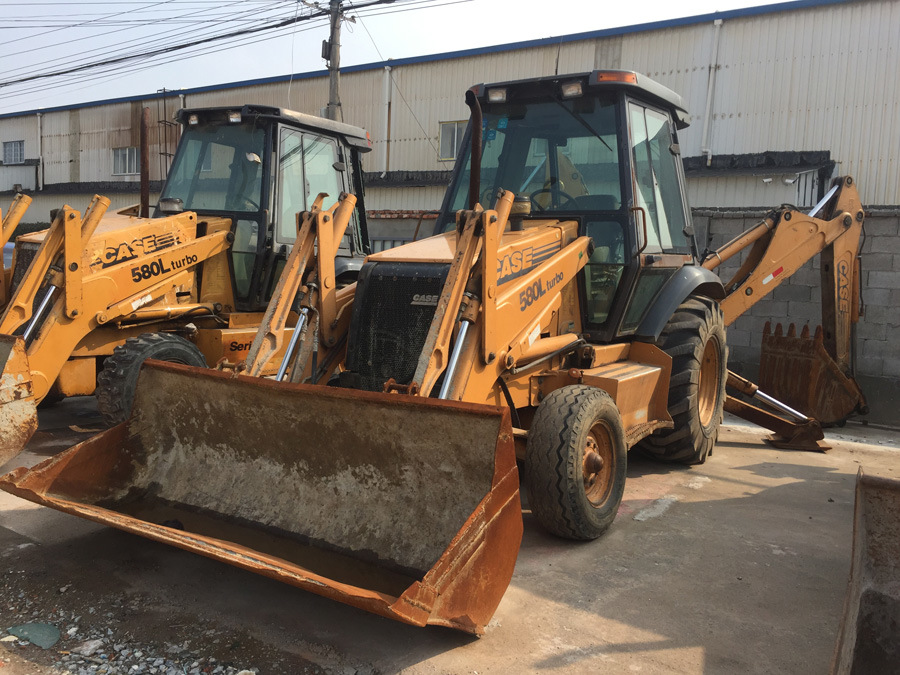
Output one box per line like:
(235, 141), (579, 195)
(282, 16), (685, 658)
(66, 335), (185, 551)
(697, 210), (900, 424)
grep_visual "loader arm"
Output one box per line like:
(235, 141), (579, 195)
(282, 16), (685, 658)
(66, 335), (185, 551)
(412, 189), (592, 405)
(243, 192), (356, 381)
(1, 192), (523, 635)
(701, 176), (866, 443)
(0, 194), (33, 308)
(0, 198), (233, 462)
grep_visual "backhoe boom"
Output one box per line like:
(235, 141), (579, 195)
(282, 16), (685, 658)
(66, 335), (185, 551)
(702, 176), (867, 444)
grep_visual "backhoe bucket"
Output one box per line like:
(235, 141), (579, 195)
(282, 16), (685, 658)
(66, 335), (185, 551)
(758, 323), (867, 425)
(0, 361), (522, 634)
(0, 335), (38, 465)
(831, 471), (900, 673)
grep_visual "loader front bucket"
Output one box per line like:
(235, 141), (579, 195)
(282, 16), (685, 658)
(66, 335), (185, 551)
(0, 361), (522, 634)
(0, 335), (38, 465)
(758, 323), (867, 425)
(831, 471), (900, 673)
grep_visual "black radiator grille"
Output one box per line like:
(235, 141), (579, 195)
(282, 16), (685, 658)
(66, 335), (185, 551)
(345, 261), (449, 392)
(11, 241), (40, 292)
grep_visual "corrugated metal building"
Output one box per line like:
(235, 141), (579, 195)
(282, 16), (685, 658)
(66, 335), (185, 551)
(2, 0), (898, 218)
(1, 0), (897, 412)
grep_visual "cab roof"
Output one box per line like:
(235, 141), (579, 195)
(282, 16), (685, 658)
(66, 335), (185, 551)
(471, 69), (691, 129)
(175, 104), (372, 152)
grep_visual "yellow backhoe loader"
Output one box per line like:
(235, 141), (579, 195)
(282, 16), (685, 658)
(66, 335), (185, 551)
(0, 71), (875, 635)
(0, 105), (372, 463)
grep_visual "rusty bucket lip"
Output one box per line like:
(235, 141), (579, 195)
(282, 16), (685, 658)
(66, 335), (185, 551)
(0, 333), (38, 467)
(0, 360), (524, 634)
(0, 430), (521, 634)
(142, 358), (511, 418)
(830, 468), (900, 673)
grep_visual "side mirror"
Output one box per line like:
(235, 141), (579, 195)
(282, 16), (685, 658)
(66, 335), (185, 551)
(158, 197), (184, 214)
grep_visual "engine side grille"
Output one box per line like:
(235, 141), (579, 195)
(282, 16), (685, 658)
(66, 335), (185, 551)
(344, 261), (449, 392)
(11, 241), (40, 292)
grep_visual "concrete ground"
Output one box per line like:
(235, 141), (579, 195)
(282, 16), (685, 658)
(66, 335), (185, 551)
(1, 397), (898, 674)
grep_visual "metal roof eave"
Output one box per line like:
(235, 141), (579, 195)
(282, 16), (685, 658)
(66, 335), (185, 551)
(0, 0), (860, 121)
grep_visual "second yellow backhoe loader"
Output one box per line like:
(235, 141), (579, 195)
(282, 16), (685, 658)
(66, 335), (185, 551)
(0, 105), (372, 463)
(0, 71), (874, 635)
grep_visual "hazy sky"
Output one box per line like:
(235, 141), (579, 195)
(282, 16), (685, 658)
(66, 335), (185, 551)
(0, 0), (785, 115)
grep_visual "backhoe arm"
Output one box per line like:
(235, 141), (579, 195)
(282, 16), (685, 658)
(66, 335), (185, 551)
(702, 176), (864, 370)
(701, 176), (867, 442)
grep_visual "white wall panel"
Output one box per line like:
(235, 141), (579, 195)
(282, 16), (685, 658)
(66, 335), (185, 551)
(1, 0), (898, 207)
(365, 185), (447, 211)
(0, 166), (36, 192)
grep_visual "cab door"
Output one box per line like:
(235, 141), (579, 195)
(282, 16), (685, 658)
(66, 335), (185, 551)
(264, 127), (362, 299)
(616, 100), (695, 335)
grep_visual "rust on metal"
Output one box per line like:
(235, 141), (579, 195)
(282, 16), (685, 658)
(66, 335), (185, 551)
(725, 369), (829, 452)
(0, 360), (522, 634)
(723, 396), (829, 452)
(831, 471), (900, 673)
(0, 335), (38, 465)
(758, 322), (866, 425)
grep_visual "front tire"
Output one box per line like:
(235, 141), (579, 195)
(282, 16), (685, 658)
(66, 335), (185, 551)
(640, 296), (727, 465)
(525, 385), (627, 540)
(96, 333), (207, 426)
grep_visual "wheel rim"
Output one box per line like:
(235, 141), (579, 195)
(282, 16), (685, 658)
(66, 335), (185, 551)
(583, 421), (614, 506)
(698, 337), (721, 428)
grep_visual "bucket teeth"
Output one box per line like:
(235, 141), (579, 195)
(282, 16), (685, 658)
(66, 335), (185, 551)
(758, 321), (865, 424)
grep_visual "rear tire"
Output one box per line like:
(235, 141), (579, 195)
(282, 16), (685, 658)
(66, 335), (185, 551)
(640, 296), (727, 465)
(96, 333), (207, 426)
(525, 385), (627, 540)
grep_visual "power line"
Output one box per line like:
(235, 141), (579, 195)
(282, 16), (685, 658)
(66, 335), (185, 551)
(0, 0), (450, 110)
(0, 6), (327, 88)
(0, 16), (331, 105)
(2, 0), (187, 49)
(2, 0), (295, 65)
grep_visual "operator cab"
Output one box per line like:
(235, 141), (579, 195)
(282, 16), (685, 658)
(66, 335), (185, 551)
(157, 105), (372, 312)
(437, 71), (698, 342)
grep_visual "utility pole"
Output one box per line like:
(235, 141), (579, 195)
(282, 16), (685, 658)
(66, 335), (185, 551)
(324, 0), (342, 121)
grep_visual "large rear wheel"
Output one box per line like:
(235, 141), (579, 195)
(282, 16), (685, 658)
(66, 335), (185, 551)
(525, 385), (627, 540)
(96, 333), (207, 426)
(640, 296), (727, 465)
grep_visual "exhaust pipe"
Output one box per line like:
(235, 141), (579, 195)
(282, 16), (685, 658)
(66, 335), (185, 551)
(465, 89), (482, 210)
(140, 107), (150, 218)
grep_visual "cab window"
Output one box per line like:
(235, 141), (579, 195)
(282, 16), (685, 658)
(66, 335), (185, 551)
(628, 103), (689, 252)
(276, 129), (351, 248)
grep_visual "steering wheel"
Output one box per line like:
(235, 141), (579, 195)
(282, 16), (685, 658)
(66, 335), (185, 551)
(529, 187), (578, 211)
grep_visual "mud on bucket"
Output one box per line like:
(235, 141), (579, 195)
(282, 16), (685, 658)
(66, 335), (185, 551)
(0, 360), (522, 634)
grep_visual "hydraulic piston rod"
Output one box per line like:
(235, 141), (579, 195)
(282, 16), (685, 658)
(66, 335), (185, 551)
(22, 286), (59, 346)
(438, 320), (470, 399)
(276, 308), (309, 381)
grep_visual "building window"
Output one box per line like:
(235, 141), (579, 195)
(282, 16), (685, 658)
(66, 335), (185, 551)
(439, 121), (467, 161)
(113, 146), (140, 175)
(3, 140), (24, 165)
